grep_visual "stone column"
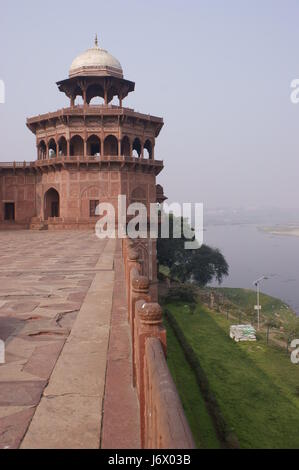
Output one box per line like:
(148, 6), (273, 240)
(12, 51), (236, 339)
(127, 248), (141, 315)
(135, 302), (166, 447)
(131, 275), (150, 386)
(83, 88), (87, 107)
(67, 140), (70, 159)
(130, 141), (133, 159)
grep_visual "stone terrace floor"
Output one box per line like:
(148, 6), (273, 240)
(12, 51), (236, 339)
(0, 231), (140, 449)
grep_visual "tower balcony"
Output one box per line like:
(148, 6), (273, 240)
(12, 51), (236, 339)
(36, 155), (163, 174)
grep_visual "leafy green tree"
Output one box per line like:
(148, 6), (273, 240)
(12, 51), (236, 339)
(265, 317), (281, 344)
(157, 214), (229, 286)
(283, 317), (299, 354)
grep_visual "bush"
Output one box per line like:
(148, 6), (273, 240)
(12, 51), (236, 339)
(165, 284), (198, 305)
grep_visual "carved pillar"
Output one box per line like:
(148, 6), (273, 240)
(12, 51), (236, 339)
(84, 139), (87, 159)
(67, 140), (70, 159)
(127, 248), (141, 314)
(130, 141), (133, 159)
(131, 275), (150, 386)
(104, 81), (108, 106)
(135, 302), (166, 448)
(118, 139), (121, 158)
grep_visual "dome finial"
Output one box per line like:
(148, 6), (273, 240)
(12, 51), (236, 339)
(95, 34), (99, 48)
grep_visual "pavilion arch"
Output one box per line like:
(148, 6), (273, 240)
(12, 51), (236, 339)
(86, 84), (105, 105)
(70, 135), (84, 156)
(144, 140), (153, 159)
(38, 140), (47, 160)
(58, 136), (67, 156)
(44, 188), (60, 220)
(121, 136), (131, 157)
(48, 138), (57, 158)
(104, 135), (118, 157)
(132, 138), (142, 158)
(87, 135), (101, 157)
(74, 96), (84, 106)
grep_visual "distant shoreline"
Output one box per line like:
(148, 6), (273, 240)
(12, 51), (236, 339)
(261, 226), (299, 238)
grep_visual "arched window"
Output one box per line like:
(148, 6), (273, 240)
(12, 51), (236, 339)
(38, 140), (46, 160)
(144, 140), (153, 159)
(121, 136), (131, 157)
(87, 135), (101, 157)
(104, 135), (118, 157)
(74, 96), (84, 106)
(132, 138), (142, 158)
(70, 135), (84, 157)
(48, 139), (57, 158)
(58, 136), (67, 157)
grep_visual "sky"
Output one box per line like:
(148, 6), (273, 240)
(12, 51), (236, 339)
(1, 0), (299, 211)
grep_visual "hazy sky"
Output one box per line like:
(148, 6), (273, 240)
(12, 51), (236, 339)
(1, 0), (299, 210)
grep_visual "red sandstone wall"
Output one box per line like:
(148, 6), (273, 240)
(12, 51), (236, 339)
(0, 171), (36, 225)
(0, 167), (157, 229)
(122, 237), (195, 449)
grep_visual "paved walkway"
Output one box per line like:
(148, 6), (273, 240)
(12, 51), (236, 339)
(0, 231), (140, 449)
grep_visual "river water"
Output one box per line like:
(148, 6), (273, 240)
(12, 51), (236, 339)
(205, 224), (299, 314)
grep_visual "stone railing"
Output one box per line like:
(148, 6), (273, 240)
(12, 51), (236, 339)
(0, 161), (34, 169)
(122, 238), (195, 449)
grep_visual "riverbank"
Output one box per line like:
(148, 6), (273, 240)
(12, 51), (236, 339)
(164, 294), (299, 449)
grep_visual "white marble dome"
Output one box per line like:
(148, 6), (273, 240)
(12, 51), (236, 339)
(69, 38), (123, 78)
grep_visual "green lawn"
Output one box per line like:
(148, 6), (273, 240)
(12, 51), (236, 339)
(165, 319), (221, 449)
(165, 301), (299, 449)
(211, 287), (295, 324)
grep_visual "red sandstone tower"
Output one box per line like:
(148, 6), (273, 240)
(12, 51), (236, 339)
(0, 37), (166, 230)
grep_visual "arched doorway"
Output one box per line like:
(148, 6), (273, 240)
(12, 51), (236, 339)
(44, 188), (60, 220)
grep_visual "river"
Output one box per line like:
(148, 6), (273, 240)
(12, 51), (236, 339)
(205, 224), (299, 314)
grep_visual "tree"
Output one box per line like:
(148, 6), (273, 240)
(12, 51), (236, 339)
(265, 317), (281, 344)
(157, 214), (229, 286)
(283, 317), (299, 354)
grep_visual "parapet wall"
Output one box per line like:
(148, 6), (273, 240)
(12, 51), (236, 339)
(122, 238), (195, 449)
